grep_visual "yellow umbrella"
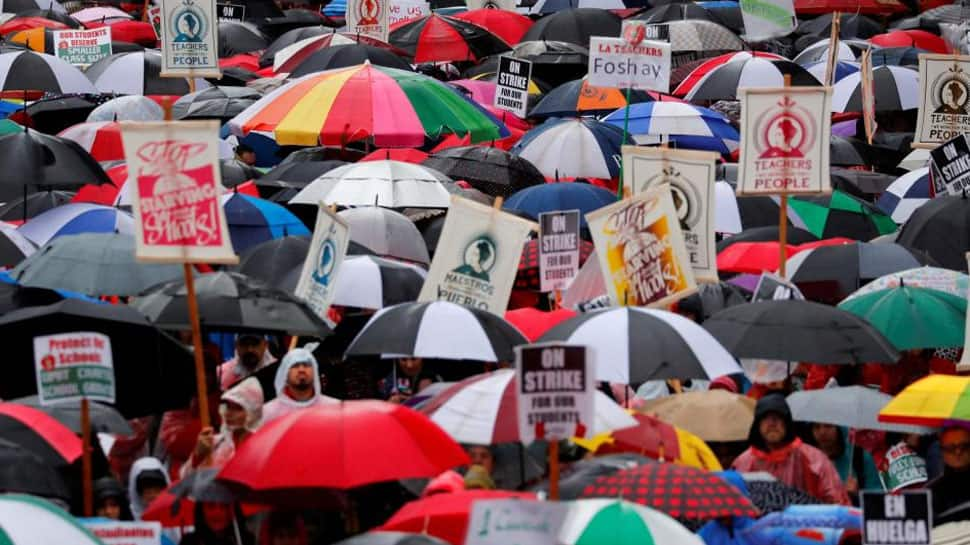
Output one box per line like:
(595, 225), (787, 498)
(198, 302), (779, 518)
(879, 374), (970, 427)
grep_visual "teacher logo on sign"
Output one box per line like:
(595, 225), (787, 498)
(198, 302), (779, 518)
(357, 0), (381, 25)
(932, 67), (970, 116)
(758, 97), (813, 159)
(172, 3), (206, 42)
(453, 236), (496, 282)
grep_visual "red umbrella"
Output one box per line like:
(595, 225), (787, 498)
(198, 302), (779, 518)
(72, 164), (125, 206)
(504, 307), (576, 342)
(717, 241), (800, 274)
(389, 14), (511, 63)
(360, 148), (430, 163)
(380, 490), (536, 545)
(218, 401), (469, 502)
(0, 403), (82, 466)
(58, 121), (124, 162)
(86, 20), (157, 46)
(220, 53), (261, 72)
(673, 52), (785, 97)
(594, 413), (682, 460)
(870, 30), (950, 53)
(794, 0), (906, 14)
(454, 9), (533, 46)
(0, 17), (68, 35)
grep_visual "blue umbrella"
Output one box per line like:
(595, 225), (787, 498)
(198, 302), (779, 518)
(805, 60), (860, 83)
(17, 203), (134, 247)
(221, 193), (310, 254)
(511, 117), (624, 180)
(504, 182), (616, 227)
(871, 47), (927, 67)
(322, 0), (346, 17)
(876, 167), (930, 224)
(602, 102), (739, 155)
(221, 125), (281, 168)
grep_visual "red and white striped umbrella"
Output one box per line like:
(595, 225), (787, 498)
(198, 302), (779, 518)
(673, 51), (784, 97)
(58, 121), (122, 162)
(421, 368), (637, 445)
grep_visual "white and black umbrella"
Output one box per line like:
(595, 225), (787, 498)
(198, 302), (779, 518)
(0, 51), (95, 94)
(538, 307), (741, 384)
(832, 65), (919, 112)
(686, 58), (820, 101)
(289, 160), (457, 208)
(332, 256), (426, 310)
(218, 21), (270, 58)
(793, 38), (872, 65)
(642, 20), (744, 57)
(345, 301), (528, 362)
(86, 50), (209, 96)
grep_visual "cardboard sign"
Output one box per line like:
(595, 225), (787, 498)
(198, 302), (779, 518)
(465, 500), (569, 545)
(34, 332), (114, 405)
(389, 0), (429, 25)
(295, 204), (349, 325)
(346, 0), (389, 43)
(861, 490), (931, 545)
(120, 120), (238, 264)
(739, 0), (795, 41)
(622, 146), (718, 282)
(494, 56), (532, 118)
(516, 343), (594, 444)
(53, 27), (112, 67)
(148, 5), (162, 38)
(930, 134), (970, 195)
(587, 35), (671, 92)
(159, 0), (221, 77)
(82, 520), (162, 545)
(585, 184), (697, 307)
(915, 54), (970, 146)
(538, 210), (580, 293)
(879, 443), (928, 493)
(215, 2), (245, 21)
(418, 195), (536, 315)
(752, 272), (804, 301)
(737, 87), (832, 195)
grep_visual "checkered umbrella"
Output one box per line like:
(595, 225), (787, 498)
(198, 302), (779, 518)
(876, 168), (930, 224)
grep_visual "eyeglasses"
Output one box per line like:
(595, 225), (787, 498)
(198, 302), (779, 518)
(941, 442), (970, 454)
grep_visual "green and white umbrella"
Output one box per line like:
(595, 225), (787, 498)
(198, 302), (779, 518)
(838, 285), (966, 350)
(559, 499), (704, 545)
(843, 266), (969, 303)
(0, 494), (105, 545)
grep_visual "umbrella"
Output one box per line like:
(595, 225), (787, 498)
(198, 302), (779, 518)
(380, 490), (537, 545)
(0, 444), (71, 499)
(220, 158), (263, 187)
(793, 38), (870, 65)
(504, 307), (577, 341)
(795, 0), (906, 14)
(632, 3), (726, 25)
(8, 232), (184, 296)
(256, 159), (347, 201)
(0, 298), (195, 418)
(131, 271), (331, 336)
(57, 121), (124, 162)
(337, 206), (430, 264)
(804, 60), (861, 85)
(508, 40), (591, 88)
(0, 275), (78, 315)
(504, 183), (615, 228)
(511, 117), (624, 180)
(830, 167), (895, 198)
(218, 21), (269, 57)
(85, 51), (206, 95)
(12, 395), (131, 434)
(0, 222), (34, 267)
(389, 13), (511, 62)
(87, 95), (163, 122)
(742, 475), (820, 513)
(703, 300), (900, 364)
(787, 386), (934, 433)
(334, 532), (454, 545)
(686, 59), (820, 101)
(879, 374), (970, 426)
(232, 235), (309, 292)
(419, 368), (636, 444)
(228, 64), (508, 148)
(332, 255), (425, 309)
(289, 43), (413, 76)
(787, 190), (898, 240)
(345, 301), (527, 361)
(844, 266), (968, 302)
(870, 46), (925, 67)
(520, 8), (621, 47)
(269, 32), (409, 73)
(896, 195), (970, 271)
(785, 242), (936, 297)
(289, 160), (455, 208)
(717, 226), (818, 252)
(714, 184), (795, 234)
(639, 390), (755, 442)
(72, 6), (130, 22)
(897, 148), (929, 172)
(0, 50), (95, 94)
(538, 307), (741, 383)
(17, 204), (133, 247)
(0, 402), (80, 466)
(423, 146), (544, 198)
(560, 499), (706, 545)
(635, 20), (744, 60)
(0, 190), (74, 222)
(453, 8), (533, 45)
(530, 78), (658, 119)
(172, 86), (261, 121)
(12, 94), (105, 134)
(601, 102), (740, 155)
(717, 241), (811, 275)
(221, 193), (310, 254)
(832, 66), (920, 112)
(870, 29), (949, 53)
(572, 411), (689, 459)
(218, 401), (470, 502)
(577, 462), (760, 520)
(0, 129), (112, 200)
(875, 168), (930, 224)
(838, 286), (966, 350)
(673, 52), (785, 97)
(796, 13), (884, 39)
(1, 0), (67, 13)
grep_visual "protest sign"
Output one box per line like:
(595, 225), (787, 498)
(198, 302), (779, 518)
(389, 0), (429, 24)
(494, 56), (532, 118)
(418, 195), (536, 315)
(539, 210), (581, 293)
(516, 343), (594, 444)
(215, 2), (245, 21)
(346, 0), (389, 42)
(34, 332), (114, 406)
(915, 54), (970, 146)
(752, 272), (804, 302)
(860, 49), (877, 144)
(295, 204), (350, 325)
(861, 491), (931, 545)
(466, 499), (569, 545)
(739, 0), (795, 41)
(737, 87), (832, 195)
(159, 0), (221, 77)
(82, 520), (162, 545)
(879, 443), (929, 493)
(587, 35), (671, 92)
(120, 120), (238, 264)
(622, 146), (717, 282)
(148, 5), (162, 38)
(53, 27), (112, 67)
(586, 184), (697, 307)
(465, 0), (516, 8)
(930, 134), (970, 195)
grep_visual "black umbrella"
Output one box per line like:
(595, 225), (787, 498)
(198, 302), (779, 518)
(703, 300), (900, 364)
(17, 8), (80, 27)
(172, 86), (261, 121)
(786, 241), (936, 298)
(717, 226), (818, 253)
(0, 281), (68, 315)
(12, 395), (132, 435)
(220, 159), (263, 187)
(830, 136), (872, 167)
(633, 3), (728, 26)
(0, 438), (70, 499)
(20, 95), (107, 134)
(0, 224), (35, 268)
(211, 66), (261, 87)
(0, 190), (74, 222)
(258, 25), (331, 68)
(255, 10), (336, 41)
(422, 146), (544, 198)
(733, 195), (798, 232)
(131, 271), (332, 337)
(239, 0), (285, 20)
(218, 21), (270, 57)
(532, 454), (651, 498)
(520, 8), (622, 47)
(0, 129), (112, 201)
(676, 281), (751, 322)
(389, 14), (510, 62)
(743, 476), (819, 513)
(686, 59), (820, 101)
(233, 235), (310, 292)
(831, 168), (896, 198)
(796, 13), (884, 39)
(289, 44), (413, 76)
(896, 195), (970, 271)
(870, 47), (926, 67)
(0, 298), (196, 418)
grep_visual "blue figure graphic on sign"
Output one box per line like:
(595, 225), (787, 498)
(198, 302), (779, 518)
(172, 3), (206, 42)
(312, 237), (337, 286)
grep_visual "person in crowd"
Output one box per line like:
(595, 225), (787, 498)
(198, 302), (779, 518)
(262, 348), (340, 424)
(732, 394), (849, 505)
(94, 477), (130, 520)
(929, 423), (970, 524)
(697, 471), (756, 545)
(179, 502), (253, 545)
(234, 144), (257, 167)
(219, 334), (277, 391)
(379, 357), (439, 403)
(804, 423), (882, 501)
(182, 377), (264, 477)
(259, 511), (308, 545)
(466, 445), (495, 475)
(128, 457), (170, 521)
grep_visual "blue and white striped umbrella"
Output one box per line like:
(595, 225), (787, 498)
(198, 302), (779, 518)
(602, 102), (740, 154)
(804, 60), (860, 83)
(876, 167), (930, 224)
(17, 203), (134, 247)
(511, 117), (624, 180)
(221, 192), (310, 254)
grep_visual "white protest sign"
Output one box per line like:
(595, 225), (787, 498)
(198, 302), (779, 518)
(346, 0), (389, 43)
(159, 0), (221, 77)
(588, 35), (671, 92)
(539, 210), (581, 293)
(739, 0), (796, 42)
(915, 54), (970, 146)
(34, 332), (115, 405)
(494, 56), (532, 118)
(82, 520), (162, 545)
(737, 87), (832, 195)
(295, 204), (350, 325)
(861, 491), (931, 545)
(516, 343), (594, 445)
(389, 0), (428, 25)
(53, 27), (112, 67)
(465, 500), (569, 545)
(623, 146), (718, 282)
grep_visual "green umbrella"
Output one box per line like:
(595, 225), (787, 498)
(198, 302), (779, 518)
(0, 494), (105, 545)
(559, 499), (704, 545)
(838, 285), (966, 350)
(789, 190), (898, 240)
(0, 120), (21, 136)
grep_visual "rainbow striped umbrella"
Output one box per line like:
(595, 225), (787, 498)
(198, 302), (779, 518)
(879, 374), (970, 427)
(228, 62), (509, 148)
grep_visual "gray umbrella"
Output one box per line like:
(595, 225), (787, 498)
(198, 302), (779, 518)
(787, 386), (934, 433)
(12, 395), (132, 435)
(337, 207), (430, 265)
(172, 86), (262, 121)
(9, 232), (185, 297)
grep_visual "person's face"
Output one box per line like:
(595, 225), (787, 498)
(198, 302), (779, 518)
(287, 362), (314, 391)
(271, 528), (302, 545)
(467, 446), (494, 473)
(223, 400), (247, 430)
(759, 413), (787, 447)
(399, 357), (423, 377)
(202, 502), (232, 533)
(140, 485), (164, 507)
(941, 428), (970, 471)
(812, 423), (840, 449)
(239, 151), (257, 166)
(96, 497), (122, 520)
(237, 338), (267, 368)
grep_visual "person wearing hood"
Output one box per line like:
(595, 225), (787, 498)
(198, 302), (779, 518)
(219, 334), (277, 391)
(732, 394), (849, 505)
(129, 457), (170, 521)
(805, 423), (882, 502)
(182, 377), (264, 477)
(94, 477), (131, 520)
(262, 348), (339, 424)
(697, 471), (756, 545)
